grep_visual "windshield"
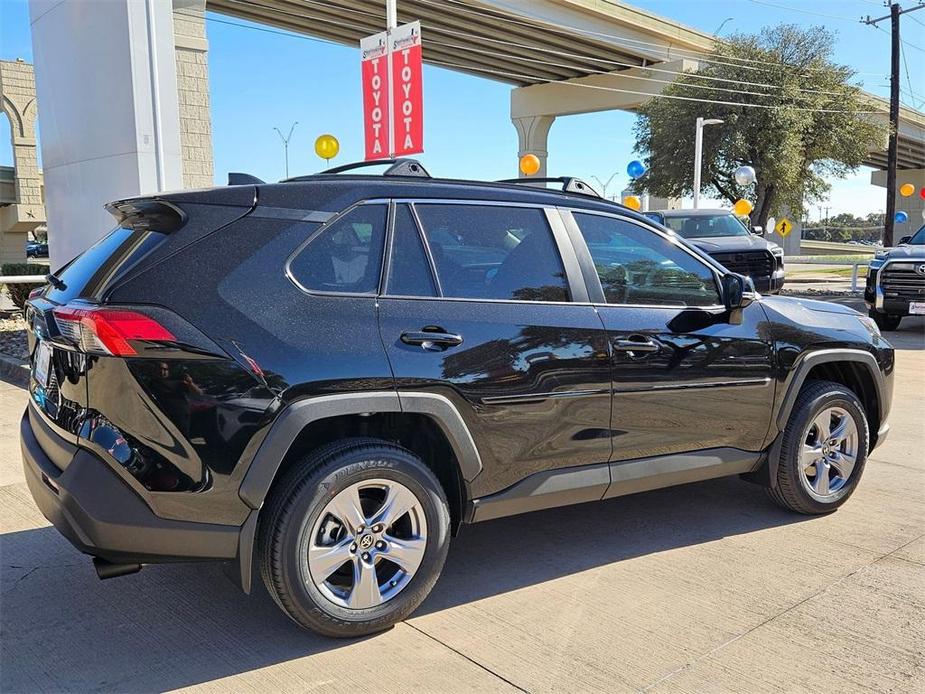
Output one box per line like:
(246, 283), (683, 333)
(908, 225), (925, 244)
(662, 213), (751, 239)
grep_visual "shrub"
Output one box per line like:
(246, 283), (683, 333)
(2, 263), (45, 310)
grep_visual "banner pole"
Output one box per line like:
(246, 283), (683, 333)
(386, 0), (397, 158)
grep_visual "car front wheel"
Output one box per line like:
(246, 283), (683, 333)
(768, 380), (869, 515)
(258, 438), (450, 638)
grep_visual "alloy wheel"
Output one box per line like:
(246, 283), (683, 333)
(798, 406), (859, 500)
(302, 478), (428, 610)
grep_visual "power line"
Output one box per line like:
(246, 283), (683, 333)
(745, 0), (858, 22)
(900, 44), (923, 108)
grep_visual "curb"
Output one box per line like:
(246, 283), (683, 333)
(0, 351), (29, 389)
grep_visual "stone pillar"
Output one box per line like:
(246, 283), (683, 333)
(513, 115), (555, 178)
(29, 0), (183, 268)
(173, 0), (214, 189)
(0, 59), (46, 264)
(872, 168), (925, 245)
(766, 205), (802, 256)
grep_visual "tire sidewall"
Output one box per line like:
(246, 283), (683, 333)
(782, 387), (869, 513)
(274, 446), (449, 632)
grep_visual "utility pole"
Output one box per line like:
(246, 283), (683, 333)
(862, 2), (925, 246)
(386, 0), (397, 157)
(273, 122), (298, 179)
(693, 117), (723, 209)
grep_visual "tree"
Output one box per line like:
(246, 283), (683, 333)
(632, 25), (883, 228)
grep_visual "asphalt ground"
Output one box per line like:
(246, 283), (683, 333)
(1, 309), (922, 693)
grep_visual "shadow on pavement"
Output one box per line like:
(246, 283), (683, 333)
(1, 475), (807, 692)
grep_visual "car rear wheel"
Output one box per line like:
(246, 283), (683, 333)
(869, 310), (902, 331)
(767, 380), (869, 515)
(258, 438), (450, 638)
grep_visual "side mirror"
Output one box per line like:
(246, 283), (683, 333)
(751, 225), (764, 236)
(722, 273), (756, 311)
(899, 235), (911, 244)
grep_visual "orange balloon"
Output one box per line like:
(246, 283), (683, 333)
(900, 183), (915, 197)
(519, 153), (541, 176)
(733, 198), (753, 216)
(622, 195), (642, 211)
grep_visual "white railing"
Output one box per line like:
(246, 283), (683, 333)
(0, 275), (47, 283)
(784, 258), (868, 292)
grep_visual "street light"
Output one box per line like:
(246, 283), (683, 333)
(591, 172), (621, 200)
(693, 117), (723, 209)
(273, 121), (299, 179)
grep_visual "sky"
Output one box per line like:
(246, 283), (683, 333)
(1, 0), (923, 220)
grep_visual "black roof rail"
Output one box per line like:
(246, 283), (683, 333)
(494, 176), (601, 198)
(228, 172), (265, 185)
(307, 158), (431, 179)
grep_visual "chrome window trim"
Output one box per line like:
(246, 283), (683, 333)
(558, 207), (727, 310)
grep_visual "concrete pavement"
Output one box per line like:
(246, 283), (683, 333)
(1, 317), (922, 693)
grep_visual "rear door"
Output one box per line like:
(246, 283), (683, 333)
(377, 200), (612, 500)
(562, 209), (775, 462)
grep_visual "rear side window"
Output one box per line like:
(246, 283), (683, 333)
(413, 204), (570, 302)
(386, 204), (437, 297)
(288, 205), (387, 294)
(45, 227), (163, 304)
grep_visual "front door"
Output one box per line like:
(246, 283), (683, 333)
(378, 201), (612, 499)
(563, 209), (775, 463)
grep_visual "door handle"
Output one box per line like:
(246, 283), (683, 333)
(400, 330), (464, 351)
(612, 335), (661, 355)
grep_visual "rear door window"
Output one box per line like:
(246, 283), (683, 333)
(413, 203), (570, 302)
(287, 204), (387, 294)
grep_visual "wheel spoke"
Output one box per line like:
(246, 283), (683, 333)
(813, 461), (831, 495)
(371, 483), (418, 530)
(383, 535), (426, 574)
(308, 538), (354, 582)
(811, 411), (831, 442)
(801, 444), (823, 471)
(830, 451), (856, 480)
(327, 485), (367, 534)
(828, 414), (851, 444)
(348, 560), (382, 609)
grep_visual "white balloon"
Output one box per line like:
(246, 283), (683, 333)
(734, 165), (756, 186)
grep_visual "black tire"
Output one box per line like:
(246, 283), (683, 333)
(869, 309), (902, 331)
(767, 380), (869, 515)
(257, 437), (450, 638)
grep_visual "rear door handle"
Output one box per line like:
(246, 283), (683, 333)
(612, 335), (661, 355)
(400, 330), (464, 351)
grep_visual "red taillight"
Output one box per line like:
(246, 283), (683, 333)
(28, 287), (45, 300)
(52, 306), (175, 356)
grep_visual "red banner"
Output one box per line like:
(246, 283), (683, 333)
(390, 21), (423, 156)
(360, 30), (390, 161)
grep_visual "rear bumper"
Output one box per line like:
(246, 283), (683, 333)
(21, 404), (240, 564)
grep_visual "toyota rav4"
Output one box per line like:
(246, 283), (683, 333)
(21, 160), (894, 638)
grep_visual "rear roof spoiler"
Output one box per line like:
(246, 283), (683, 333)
(104, 198), (187, 233)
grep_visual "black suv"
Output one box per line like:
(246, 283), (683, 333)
(643, 209), (785, 293)
(865, 224), (925, 330)
(21, 161), (893, 638)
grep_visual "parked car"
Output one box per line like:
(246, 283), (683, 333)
(25, 241), (48, 258)
(22, 161), (893, 638)
(865, 223), (925, 330)
(643, 208), (785, 293)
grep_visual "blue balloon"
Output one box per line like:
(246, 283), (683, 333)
(895, 211), (908, 224)
(627, 160), (646, 179)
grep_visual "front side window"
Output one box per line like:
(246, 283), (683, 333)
(288, 205), (387, 294)
(413, 204), (570, 302)
(574, 213), (720, 307)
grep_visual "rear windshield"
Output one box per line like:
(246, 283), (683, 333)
(663, 214), (750, 239)
(46, 227), (163, 304)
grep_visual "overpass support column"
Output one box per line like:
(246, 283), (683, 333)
(513, 115), (555, 178)
(29, 0), (183, 267)
(872, 169), (925, 245)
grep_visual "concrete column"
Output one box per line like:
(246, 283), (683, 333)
(872, 168), (925, 245)
(29, 0), (183, 268)
(513, 115), (555, 178)
(173, 0), (214, 189)
(0, 59), (46, 263)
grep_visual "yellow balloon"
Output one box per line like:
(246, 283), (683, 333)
(900, 183), (915, 197)
(733, 198), (753, 216)
(315, 134), (339, 161)
(622, 195), (642, 211)
(519, 153), (541, 176)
